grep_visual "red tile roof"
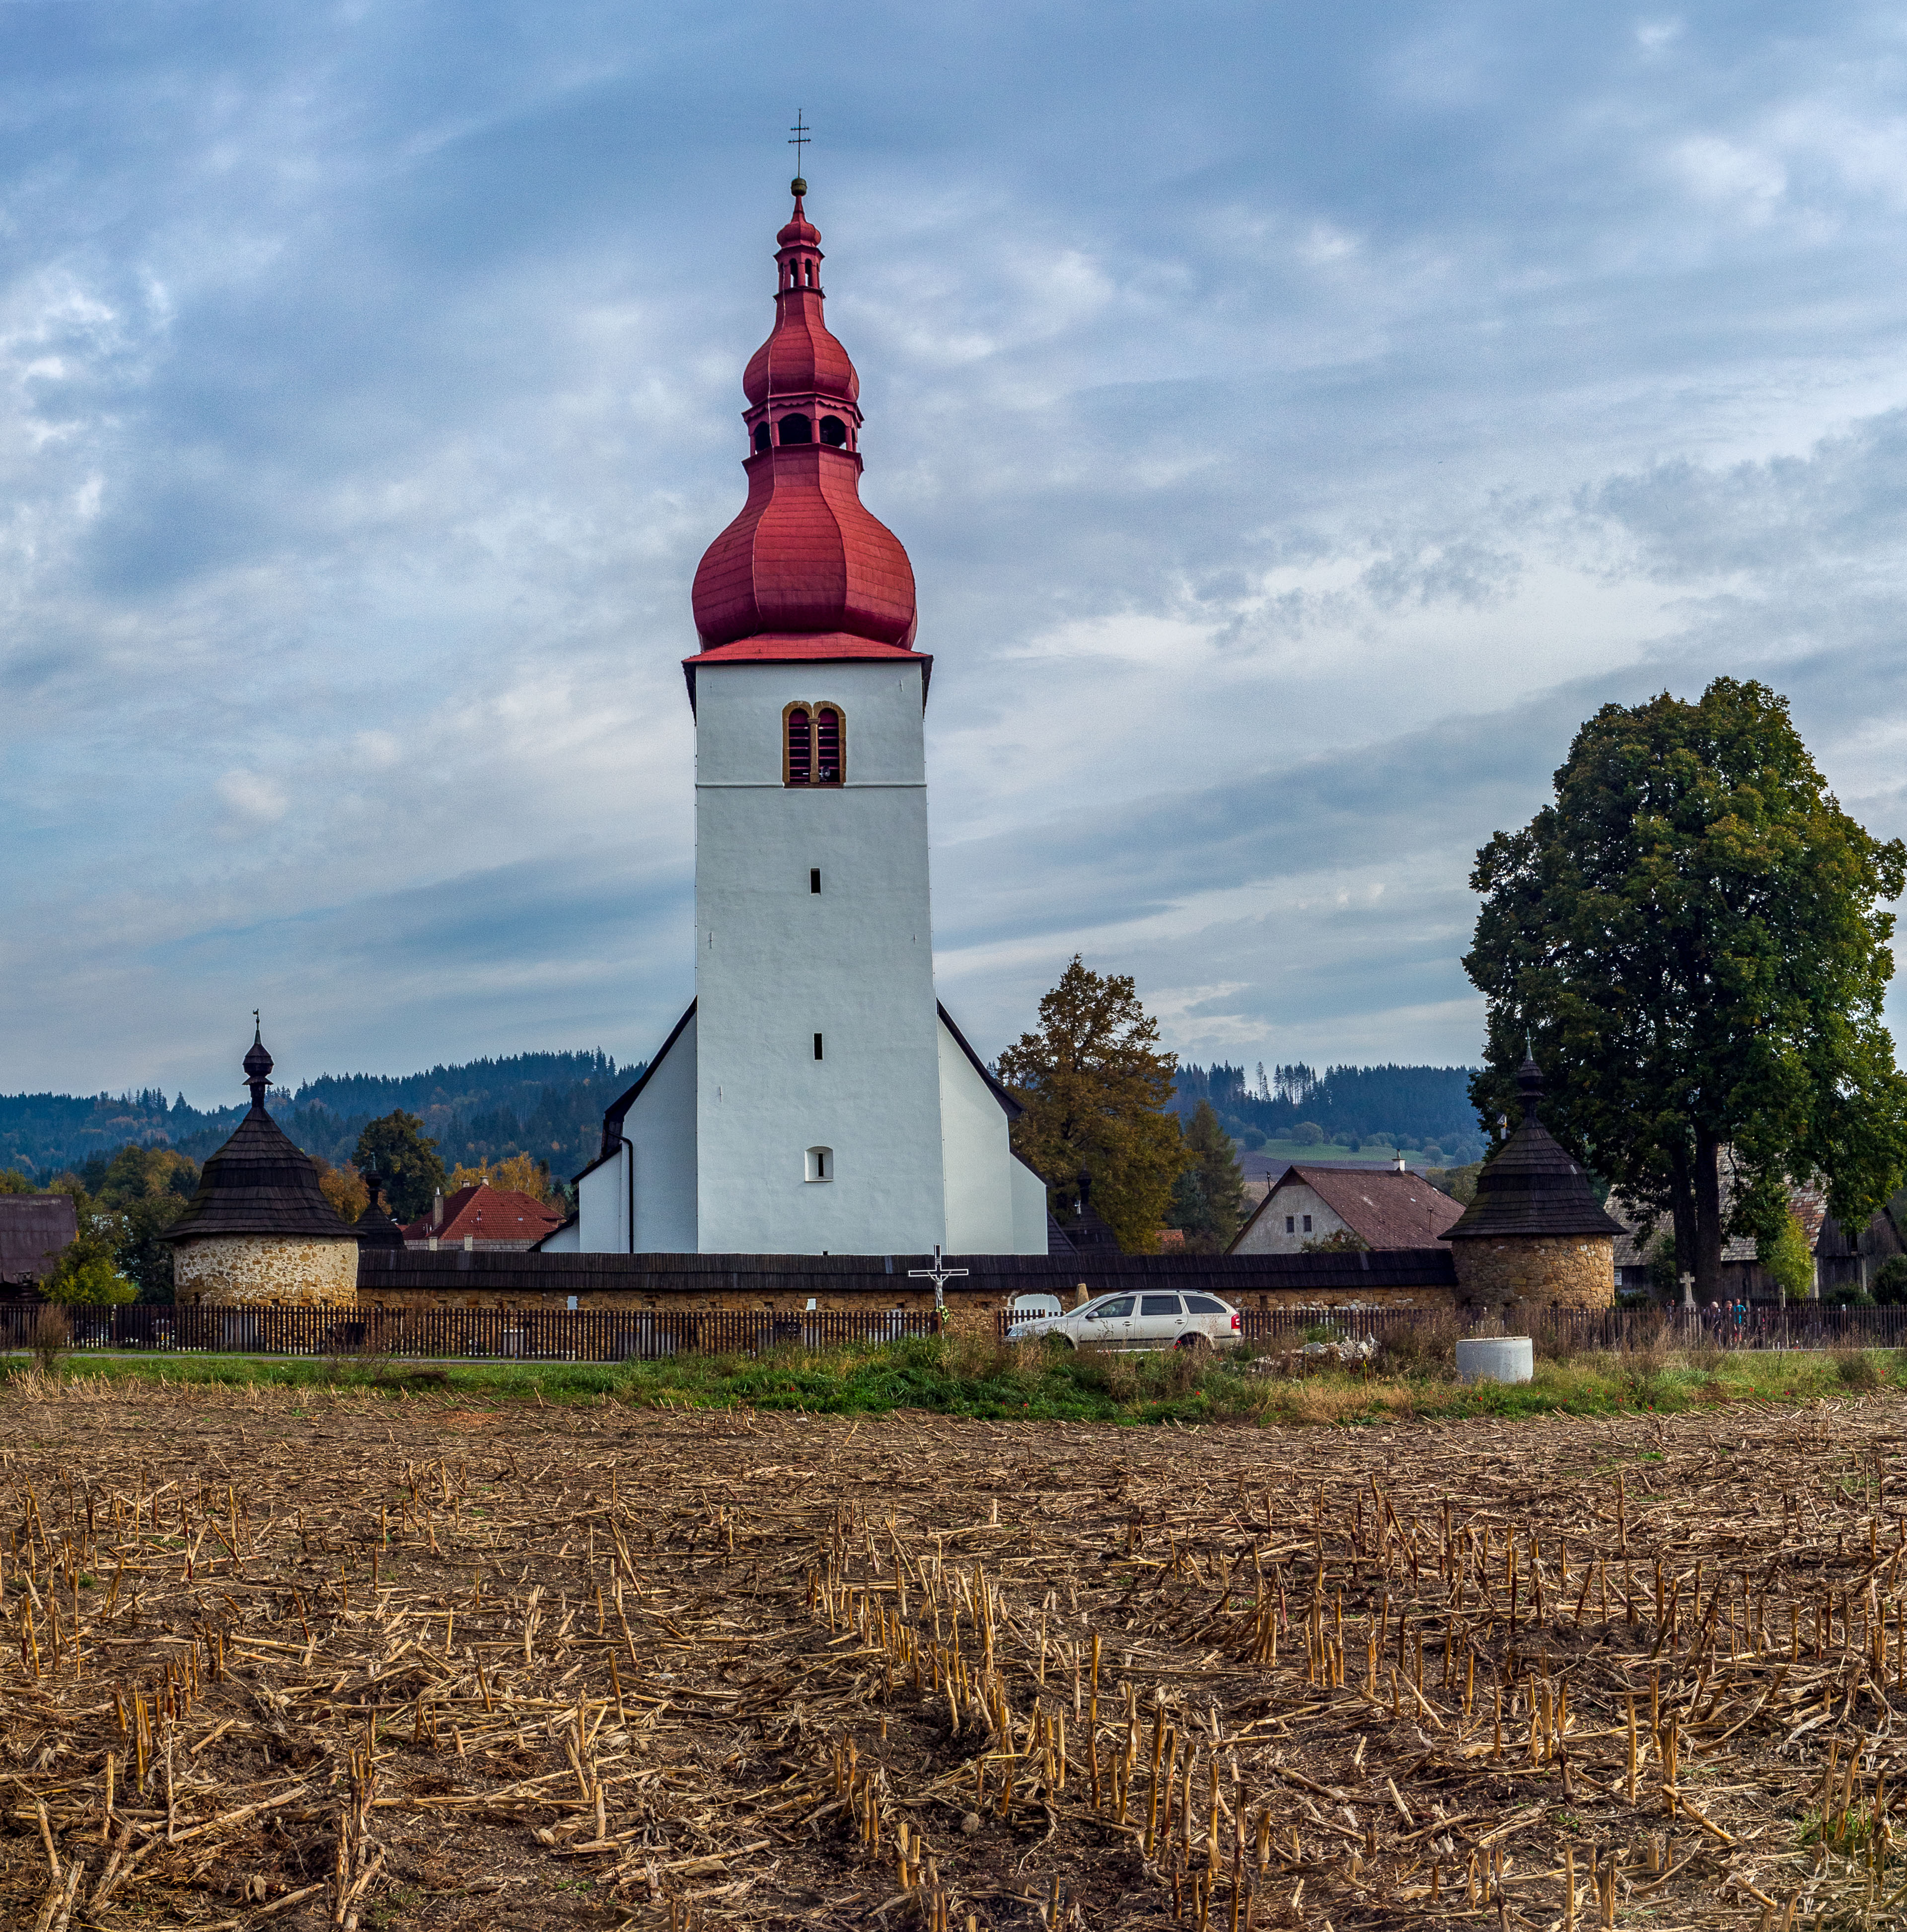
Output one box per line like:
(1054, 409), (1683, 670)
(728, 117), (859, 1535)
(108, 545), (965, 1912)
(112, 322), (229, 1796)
(401, 1183), (564, 1247)
(1232, 1164), (1465, 1252)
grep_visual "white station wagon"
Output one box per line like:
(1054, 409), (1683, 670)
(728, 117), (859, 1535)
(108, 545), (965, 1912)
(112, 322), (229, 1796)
(1005, 1289), (1243, 1352)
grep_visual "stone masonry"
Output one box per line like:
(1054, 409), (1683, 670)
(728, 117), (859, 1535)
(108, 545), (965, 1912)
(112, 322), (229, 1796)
(1449, 1234), (1615, 1312)
(174, 1235), (360, 1308)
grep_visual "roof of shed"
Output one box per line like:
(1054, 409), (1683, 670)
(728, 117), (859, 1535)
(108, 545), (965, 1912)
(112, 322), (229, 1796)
(0, 1196), (78, 1281)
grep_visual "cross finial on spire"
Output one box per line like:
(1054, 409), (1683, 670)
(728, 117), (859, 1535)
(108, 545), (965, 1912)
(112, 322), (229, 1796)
(242, 1015), (274, 1110)
(788, 109), (809, 190)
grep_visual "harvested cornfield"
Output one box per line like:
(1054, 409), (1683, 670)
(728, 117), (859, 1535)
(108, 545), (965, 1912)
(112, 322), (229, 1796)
(0, 1371), (1903, 1928)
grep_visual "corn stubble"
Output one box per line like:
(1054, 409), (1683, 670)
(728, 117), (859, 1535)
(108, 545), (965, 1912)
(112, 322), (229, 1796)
(0, 1368), (1900, 1928)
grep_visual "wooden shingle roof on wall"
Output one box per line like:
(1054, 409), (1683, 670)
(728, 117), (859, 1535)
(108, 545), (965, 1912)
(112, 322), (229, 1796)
(358, 1245), (1458, 1298)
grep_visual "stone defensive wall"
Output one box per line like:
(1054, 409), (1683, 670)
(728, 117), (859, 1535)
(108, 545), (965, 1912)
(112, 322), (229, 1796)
(356, 1246), (1460, 1314)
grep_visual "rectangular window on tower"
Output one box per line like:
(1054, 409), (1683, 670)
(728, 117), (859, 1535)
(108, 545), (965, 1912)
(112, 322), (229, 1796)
(810, 868), (821, 893)
(813, 1033), (824, 1061)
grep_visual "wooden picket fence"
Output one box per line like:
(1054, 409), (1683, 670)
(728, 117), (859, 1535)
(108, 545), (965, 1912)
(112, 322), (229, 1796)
(4, 1299), (1905, 1362)
(2, 1303), (939, 1362)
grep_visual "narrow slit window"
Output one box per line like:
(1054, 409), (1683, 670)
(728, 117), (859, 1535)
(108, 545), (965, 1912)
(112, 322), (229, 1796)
(815, 706), (842, 784)
(813, 1032), (824, 1061)
(806, 1146), (833, 1182)
(785, 706), (811, 785)
(809, 867), (821, 893)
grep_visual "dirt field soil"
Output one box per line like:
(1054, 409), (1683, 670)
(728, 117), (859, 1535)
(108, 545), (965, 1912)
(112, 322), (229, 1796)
(0, 1373), (1900, 1928)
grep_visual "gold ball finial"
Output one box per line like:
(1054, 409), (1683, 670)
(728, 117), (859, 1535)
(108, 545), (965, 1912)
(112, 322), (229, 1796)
(791, 176), (807, 197)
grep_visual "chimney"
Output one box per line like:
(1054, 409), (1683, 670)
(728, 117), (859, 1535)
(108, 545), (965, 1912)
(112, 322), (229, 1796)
(432, 1189), (444, 1229)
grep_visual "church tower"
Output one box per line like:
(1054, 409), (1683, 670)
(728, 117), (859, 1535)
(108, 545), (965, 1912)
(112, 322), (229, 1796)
(556, 179), (1048, 1256)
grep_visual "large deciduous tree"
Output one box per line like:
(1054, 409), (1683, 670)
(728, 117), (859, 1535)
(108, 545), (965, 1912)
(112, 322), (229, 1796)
(1465, 677), (1907, 1300)
(351, 1112), (446, 1224)
(997, 957), (1186, 1253)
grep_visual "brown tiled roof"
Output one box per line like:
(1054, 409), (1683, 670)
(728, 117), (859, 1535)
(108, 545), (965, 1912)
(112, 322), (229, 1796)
(402, 1184), (564, 1247)
(0, 1196), (78, 1284)
(1231, 1165), (1465, 1252)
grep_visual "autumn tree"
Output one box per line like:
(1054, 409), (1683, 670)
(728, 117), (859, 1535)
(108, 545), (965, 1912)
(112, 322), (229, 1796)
(996, 956), (1185, 1253)
(1465, 678), (1907, 1301)
(445, 1153), (555, 1202)
(351, 1112), (446, 1223)
(310, 1156), (369, 1224)
(40, 1180), (136, 1306)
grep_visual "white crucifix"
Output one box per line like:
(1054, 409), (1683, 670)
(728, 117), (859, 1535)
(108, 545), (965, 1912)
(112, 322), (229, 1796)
(1679, 1270), (1696, 1310)
(908, 1244), (968, 1313)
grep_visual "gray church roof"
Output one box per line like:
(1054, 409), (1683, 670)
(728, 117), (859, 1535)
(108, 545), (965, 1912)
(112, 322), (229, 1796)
(163, 1027), (357, 1245)
(1442, 1055), (1627, 1243)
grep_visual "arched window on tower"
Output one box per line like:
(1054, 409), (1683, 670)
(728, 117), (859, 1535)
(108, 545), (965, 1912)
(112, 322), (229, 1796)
(815, 706), (843, 784)
(779, 414), (811, 445)
(785, 706), (811, 785)
(753, 423), (772, 453)
(819, 415), (847, 447)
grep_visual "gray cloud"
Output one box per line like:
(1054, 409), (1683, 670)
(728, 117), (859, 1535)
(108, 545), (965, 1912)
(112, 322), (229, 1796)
(6, 1), (1907, 1098)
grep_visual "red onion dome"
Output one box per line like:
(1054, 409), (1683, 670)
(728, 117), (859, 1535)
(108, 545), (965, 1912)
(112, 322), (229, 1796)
(693, 445), (917, 647)
(692, 186), (916, 651)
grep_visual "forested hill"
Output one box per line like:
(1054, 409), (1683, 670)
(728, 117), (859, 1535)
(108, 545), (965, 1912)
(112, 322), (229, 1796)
(1174, 1061), (1484, 1164)
(0, 1050), (636, 1185)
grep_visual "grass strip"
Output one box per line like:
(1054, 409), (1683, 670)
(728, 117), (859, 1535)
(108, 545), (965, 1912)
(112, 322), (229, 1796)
(22, 1333), (1907, 1427)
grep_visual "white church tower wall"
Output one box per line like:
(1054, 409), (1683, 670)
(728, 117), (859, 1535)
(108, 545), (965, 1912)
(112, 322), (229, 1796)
(694, 658), (945, 1253)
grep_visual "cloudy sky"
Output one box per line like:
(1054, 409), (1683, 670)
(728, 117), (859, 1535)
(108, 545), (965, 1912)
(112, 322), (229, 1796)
(4, 1), (1907, 1105)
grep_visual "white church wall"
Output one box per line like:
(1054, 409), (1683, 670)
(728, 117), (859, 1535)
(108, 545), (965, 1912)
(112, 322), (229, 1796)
(1011, 1157), (1050, 1256)
(937, 1015), (1020, 1253)
(577, 1146), (628, 1251)
(627, 1008), (698, 1251)
(694, 657), (947, 1254)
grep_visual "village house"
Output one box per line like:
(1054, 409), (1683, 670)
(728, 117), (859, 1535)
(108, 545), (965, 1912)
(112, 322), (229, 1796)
(403, 1180), (565, 1253)
(1227, 1162), (1464, 1256)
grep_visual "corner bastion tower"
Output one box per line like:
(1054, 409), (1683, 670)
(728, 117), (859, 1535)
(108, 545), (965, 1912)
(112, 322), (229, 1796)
(551, 181), (1048, 1256)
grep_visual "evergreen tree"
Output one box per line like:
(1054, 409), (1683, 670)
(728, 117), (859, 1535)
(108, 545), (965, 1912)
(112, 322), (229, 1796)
(1466, 678), (1907, 1300)
(1179, 1100), (1246, 1250)
(1167, 1166), (1212, 1247)
(997, 956), (1186, 1253)
(351, 1112), (446, 1223)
